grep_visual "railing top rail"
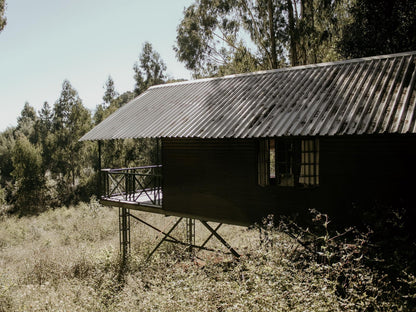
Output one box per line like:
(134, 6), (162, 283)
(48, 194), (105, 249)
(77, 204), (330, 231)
(102, 165), (162, 173)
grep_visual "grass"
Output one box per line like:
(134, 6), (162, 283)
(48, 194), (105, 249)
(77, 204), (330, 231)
(0, 199), (414, 311)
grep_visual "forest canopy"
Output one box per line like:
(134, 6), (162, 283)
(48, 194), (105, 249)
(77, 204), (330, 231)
(175, 0), (416, 77)
(0, 42), (166, 215)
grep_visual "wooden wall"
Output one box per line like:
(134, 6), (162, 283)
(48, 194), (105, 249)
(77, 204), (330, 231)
(161, 136), (416, 226)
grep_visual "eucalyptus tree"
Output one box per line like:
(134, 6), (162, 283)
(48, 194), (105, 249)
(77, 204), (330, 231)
(102, 75), (118, 107)
(51, 80), (92, 203)
(175, 0), (349, 77)
(337, 0), (416, 58)
(95, 75), (119, 125)
(133, 42), (167, 95)
(34, 102), (54, 170)
(15, 102), (38, 143)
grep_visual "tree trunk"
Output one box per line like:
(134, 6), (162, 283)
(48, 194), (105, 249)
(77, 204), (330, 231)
(287, 0), (298, 66)
(268, 0), (278, 69)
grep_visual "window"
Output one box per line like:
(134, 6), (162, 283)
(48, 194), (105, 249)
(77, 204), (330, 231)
(258, 138), (319, 187)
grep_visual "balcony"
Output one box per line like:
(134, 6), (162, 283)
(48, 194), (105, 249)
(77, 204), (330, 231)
(100, 165), (162, 209)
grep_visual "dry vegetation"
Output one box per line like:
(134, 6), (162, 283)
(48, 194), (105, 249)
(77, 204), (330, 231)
(1, 199), (415, 311)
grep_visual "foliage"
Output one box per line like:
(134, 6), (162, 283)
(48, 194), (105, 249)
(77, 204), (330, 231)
(0, 186), (6, 211)
(0, 127), (15, 186)
(337, 0), (416, 58)
(94, 90), (134, 126)
(14, 102), (38, 145)
(0, 46), (163, 214)
(133, 42), (167, 96)
(33, 102), (54, 169)
(102, 75), (119, 107)
(100, 138), (158, 169)
(275, 209), (416, 310)
(175, 0), (349, 77)
(0, 202), (414, 311)
(95, 76), (120, 125)
(51, 80), (93, 204)
(0, 0), (6, 33)
(10, 136), (46, 215)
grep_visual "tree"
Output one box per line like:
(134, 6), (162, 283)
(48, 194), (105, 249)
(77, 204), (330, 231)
(11, 135), (45, 214)
(95, 76), (119, 125)
(337, 0), (416, 58)
(34, 102), (54, 169)
(15, 102), (38, 143)
(95, 89), (134, 126)
(133, 42), (167, 95)
(0, 127), (15, 186)
(175, 0), (348, 77)
(0, 0), (6, 33)
(102, 75), (118, 107)
(37, 102), (53, 135)
(51, 80), (92, 203)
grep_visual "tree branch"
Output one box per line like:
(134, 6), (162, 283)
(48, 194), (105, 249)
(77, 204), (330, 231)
(240, 0), (274, 68)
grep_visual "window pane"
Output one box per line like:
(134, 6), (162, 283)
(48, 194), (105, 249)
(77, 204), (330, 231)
(300, 139), (319, 186)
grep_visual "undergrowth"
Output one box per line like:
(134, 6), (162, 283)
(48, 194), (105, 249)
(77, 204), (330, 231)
(0, 199), (415, 311)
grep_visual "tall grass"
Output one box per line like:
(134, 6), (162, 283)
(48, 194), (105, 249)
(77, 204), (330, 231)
(0, 199), (414, 311)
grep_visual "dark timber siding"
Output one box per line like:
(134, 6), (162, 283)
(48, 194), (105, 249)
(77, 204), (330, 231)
(162, 136), (416, 226)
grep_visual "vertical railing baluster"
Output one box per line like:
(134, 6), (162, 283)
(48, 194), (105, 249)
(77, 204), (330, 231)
(106, 171), (109, 198)
(125, 171), (128, 201)
(101, 165), (162, 207)
(132, 169), (135, 201)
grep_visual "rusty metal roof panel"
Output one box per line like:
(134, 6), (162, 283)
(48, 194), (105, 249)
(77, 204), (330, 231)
(80, 51), (416, 141)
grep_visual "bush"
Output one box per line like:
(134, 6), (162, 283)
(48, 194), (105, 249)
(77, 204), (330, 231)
(274, 209), (416, 311)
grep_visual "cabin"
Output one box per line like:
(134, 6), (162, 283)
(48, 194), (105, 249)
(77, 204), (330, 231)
(80, 51), (416, 255)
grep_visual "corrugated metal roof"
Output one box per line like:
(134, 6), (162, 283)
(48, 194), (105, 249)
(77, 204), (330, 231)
(80, 51), (416, 141)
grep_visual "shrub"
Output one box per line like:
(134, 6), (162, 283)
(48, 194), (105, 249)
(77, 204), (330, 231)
(275, 209), (416, 311)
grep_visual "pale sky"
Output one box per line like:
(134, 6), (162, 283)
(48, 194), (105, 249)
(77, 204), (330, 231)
(0, 0), (194, 131)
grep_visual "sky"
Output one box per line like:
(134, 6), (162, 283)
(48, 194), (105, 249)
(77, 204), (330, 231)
(0, 0), (194, 131)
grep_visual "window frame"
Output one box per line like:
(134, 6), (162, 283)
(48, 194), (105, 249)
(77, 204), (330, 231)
(258, 138), (319, 188)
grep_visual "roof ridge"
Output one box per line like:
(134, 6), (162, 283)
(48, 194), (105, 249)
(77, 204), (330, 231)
(149, 50), (416, 90)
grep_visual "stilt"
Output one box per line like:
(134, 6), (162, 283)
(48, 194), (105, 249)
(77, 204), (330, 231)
(146, 217), (183, 261)
(185, 218), (195, 254)
(200, 220), (240, 258)
(119, 207), (130, 262)
(124, 212), (240, 261)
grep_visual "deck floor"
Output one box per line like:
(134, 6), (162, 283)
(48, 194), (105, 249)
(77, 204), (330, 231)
(101, 189), (163, 208)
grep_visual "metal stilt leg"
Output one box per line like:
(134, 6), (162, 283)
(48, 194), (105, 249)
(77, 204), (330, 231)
(200, 220), (240, 258)
(186, 218), (195, 254)
(121, 212), (240, 261)
(119, 207), (130, 262)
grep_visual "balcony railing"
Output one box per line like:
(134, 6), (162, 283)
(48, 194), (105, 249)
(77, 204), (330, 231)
(101, 165), (162, 206)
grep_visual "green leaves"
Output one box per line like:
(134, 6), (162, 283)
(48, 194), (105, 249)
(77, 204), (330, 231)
(11, 135), (45, 214)
(337, 0), (416, 58)
(0, 0), (6, 33)
(102, 75), (118, 108)
(133, 42), (167, 96)
(11, 136), (42, 183)
(51, 81), (92, 203)
(175, 0), (349, 76)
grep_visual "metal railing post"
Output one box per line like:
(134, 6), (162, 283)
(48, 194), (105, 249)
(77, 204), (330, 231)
(101, 165), (162, 206)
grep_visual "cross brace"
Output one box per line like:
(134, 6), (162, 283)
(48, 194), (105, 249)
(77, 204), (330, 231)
(121, 212), (240, 261)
